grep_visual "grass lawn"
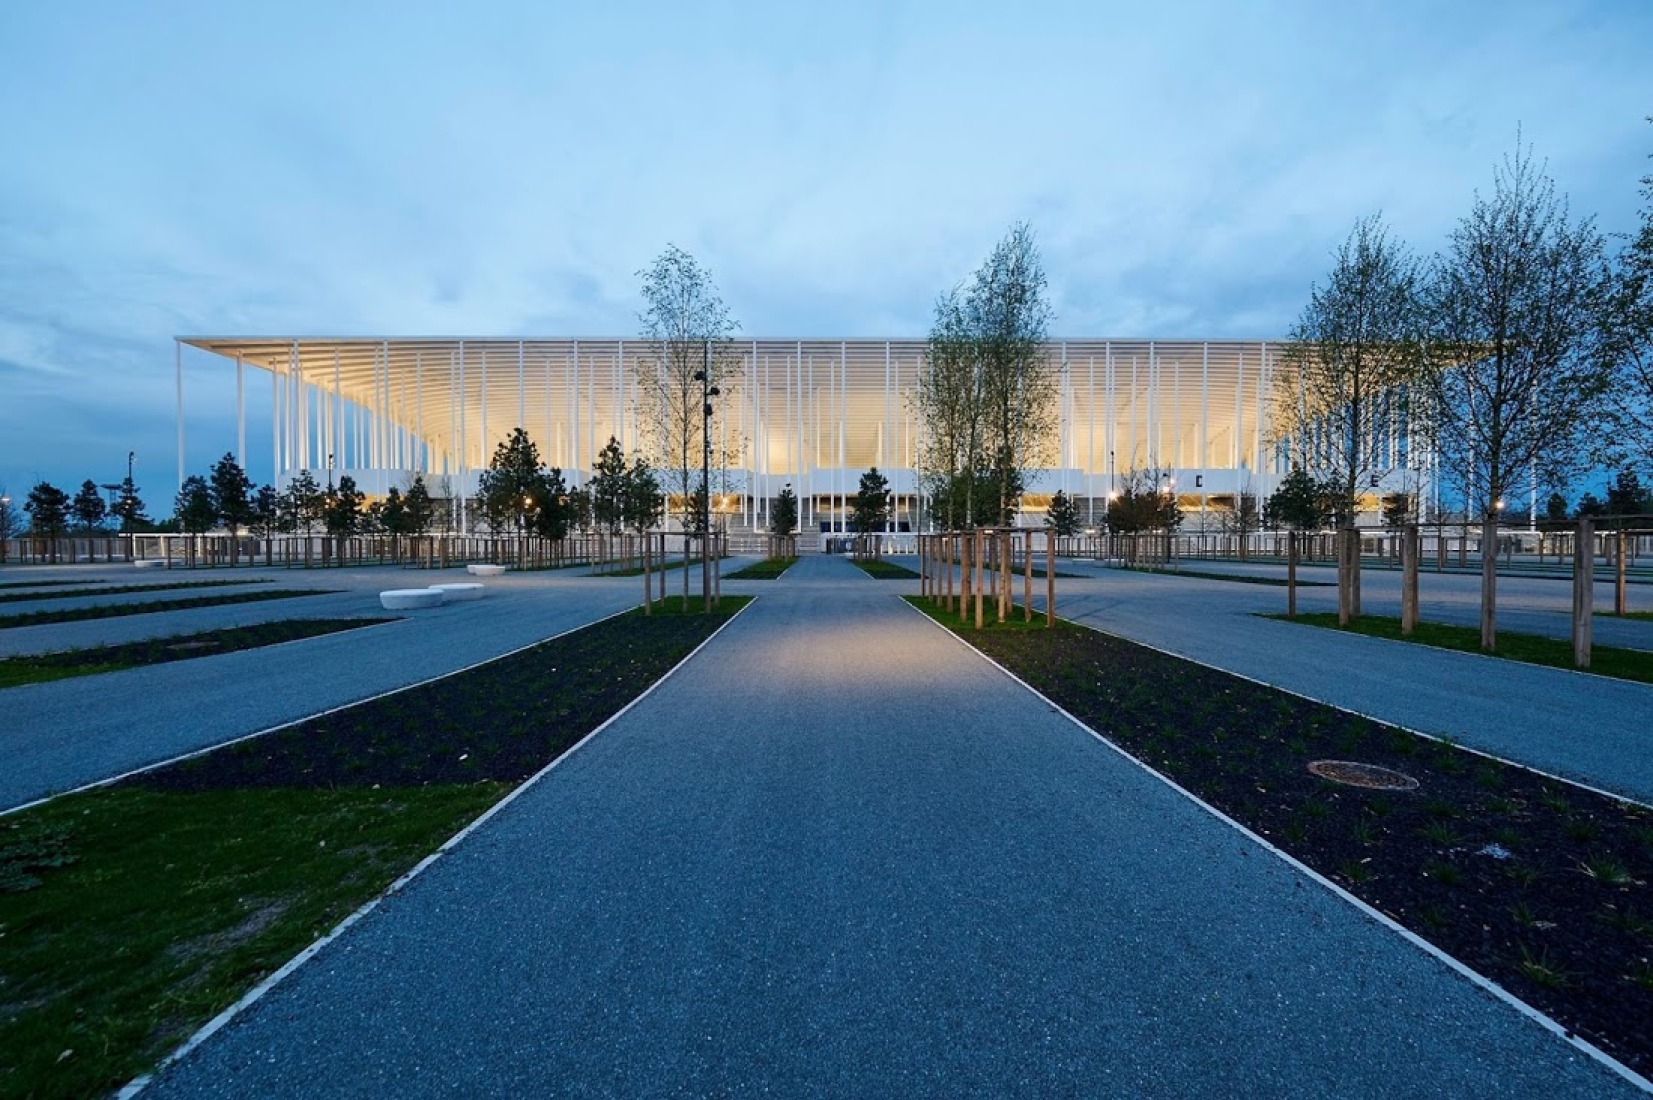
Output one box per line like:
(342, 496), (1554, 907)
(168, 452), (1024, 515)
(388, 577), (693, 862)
(0, 579), (268, 606)
(0, 598), (748, 1097)
(1274, 613), (1653, 687)
(0, 618), (396, 690)
(724, 557), (797, 580)
(591, 556), (730, 578)
(851, 558), (921, 579)
(908, 595), (1653, 1078)
(0, 589), (333, 631)
(1125, 565), (1335, 587)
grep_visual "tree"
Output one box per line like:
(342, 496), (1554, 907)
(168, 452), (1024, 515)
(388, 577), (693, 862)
(282, 470), (323, 564)
(1604, 118), (1653, 471)
(1217, 483), (1263, 558)
(589, 436), (629, 534)
(1424, 139), (1615, 651)
(323, 475), (365, 565)
(174, 476), (216, 567)
(1045, 489), (1082, 537)
(915, 223), (1056, 529)
(1381, 493), (1414, 530)
(1279, 214), (1422, 622)
(851, 467), (891, 555)
(529, 468), (573, 543)
(623, 458), (664, 534)
(111, 474), (147, 533)
(1578, 492), (1608, 518)
(249, 484), (282, 566)
(770, 484), (799, 540)
(1264, 467), (1330, 532)
(478, 428), (546, 536)
(208, 453), (254, 566)
(24, 482), (70, 562)
(403, 476), (435, 537)
(1542, 491), (1571, 528)
(1606, 468), (1652, 517)
(0, 486), (22, 562)
(72, 479), (108, 532)
(1106, 467), (1182, 540)
(635, 245), (740, 546)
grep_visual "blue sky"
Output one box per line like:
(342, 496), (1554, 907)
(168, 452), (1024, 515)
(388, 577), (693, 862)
(1, 1), (1649, 503)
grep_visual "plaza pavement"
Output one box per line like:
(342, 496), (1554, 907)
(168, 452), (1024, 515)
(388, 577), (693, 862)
(0, 564), (643, 811)
(146, 555), (1635, 1097)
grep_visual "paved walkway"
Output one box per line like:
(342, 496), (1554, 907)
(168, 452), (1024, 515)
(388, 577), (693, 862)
(1, 566), (639, 810)
(148, 556), (1633, 1097)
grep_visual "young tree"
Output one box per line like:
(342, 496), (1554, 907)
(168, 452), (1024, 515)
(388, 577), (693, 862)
(1542, 491), (1571, 528)
(403, 476), (435, 537)
(323, 475), (365, 565)
(174, 476), (216, 567)
(72, 479), (108, 532)
(1044, 489), (1082, 537)
(24, 481), (71, 562)
(770, 484), (799, 540)
(208, 453), (254, 566)
(1279, 214), (1422, 619)
(589, 436), (629, 534)
(1424, 140), (1615, 651)
(635, 245), (740, 546)
(623, 457), (664, 534)
(1606, 468), (1652, 517)
(1577, 491), (1608, 518)
(1604, 119), (1653, 470)
(111, 473), (148, 533)
(1217, 483), (1263, 558)
(478, 427), (546, 536)
(1106, 467), (1182, 568)
(1380, 493), (1414, 530)
(529, 468), (573, 543)
(851, 467), (891, 555)
(282, 470), (323, 564)
(1264, 467), (1331, 532)
(971, 223), (1056, 526)
(915, 223), (1056, 529)
(248, 484), (282, 566)
(0, 486), (22, 562)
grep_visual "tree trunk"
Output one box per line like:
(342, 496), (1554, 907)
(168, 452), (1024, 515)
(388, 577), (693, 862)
(1480, 512), (1498, 652)
(1287, 531), (1298, 619)
(1401, 524), (1418, 636)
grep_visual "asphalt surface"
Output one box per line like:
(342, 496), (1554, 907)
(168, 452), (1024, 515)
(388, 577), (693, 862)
(146, 555), (1634, 1097)
(0, 564), (641, 810)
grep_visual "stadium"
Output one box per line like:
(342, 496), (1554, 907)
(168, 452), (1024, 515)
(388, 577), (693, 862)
(175, 337), (1435, 538)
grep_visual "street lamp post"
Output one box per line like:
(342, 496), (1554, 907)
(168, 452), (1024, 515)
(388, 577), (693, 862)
(695, 341), (720, 612)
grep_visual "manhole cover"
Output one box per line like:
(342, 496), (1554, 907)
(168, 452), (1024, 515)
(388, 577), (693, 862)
(1307, 760), (1419, 790)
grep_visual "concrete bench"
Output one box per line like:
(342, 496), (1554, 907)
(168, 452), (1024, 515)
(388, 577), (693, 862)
(466, 563), (507, 577)
(133, 559), (166, 569)
(380, 588), (447, 610)
(428, 582), (485, 602)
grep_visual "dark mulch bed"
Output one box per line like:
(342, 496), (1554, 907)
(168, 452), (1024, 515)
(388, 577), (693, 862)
(0, 618), (396, 689)
(0, 579), (266, 605)
(134, 601), (747, 792)
(0, 579), (112, 590)
(912, 599), (1653, 1076)
(0, 589), (332, 629)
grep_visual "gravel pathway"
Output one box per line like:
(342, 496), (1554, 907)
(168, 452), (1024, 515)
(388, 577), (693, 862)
(145, 556), (1635, 1097)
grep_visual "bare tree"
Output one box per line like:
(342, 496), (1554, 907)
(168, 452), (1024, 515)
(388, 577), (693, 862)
(915, 222), (1056, 529)
(1278, 214), (1422, 619)
(1424, 140), (1615, 651)
(1605, 119), (1653, 471)
(635, 245), (740, 601)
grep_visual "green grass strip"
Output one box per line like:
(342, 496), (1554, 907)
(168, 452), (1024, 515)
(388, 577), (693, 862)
(0, 579), (112, 591)
(0, 579), (269, 606)
(0, 619), (396, 690)
(0, 785), (504, 1098)
(0, 589), (333, 630)
(1124, 565), (1335, 587)
(1273, 613), (1653, 686)
(851, 559), (921, 579)
(724, 557), (797, 580)
(593, 555), (730, 578)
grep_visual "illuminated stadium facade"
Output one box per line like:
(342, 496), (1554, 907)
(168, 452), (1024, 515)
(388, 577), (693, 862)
(176, 337), (1437, 534)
